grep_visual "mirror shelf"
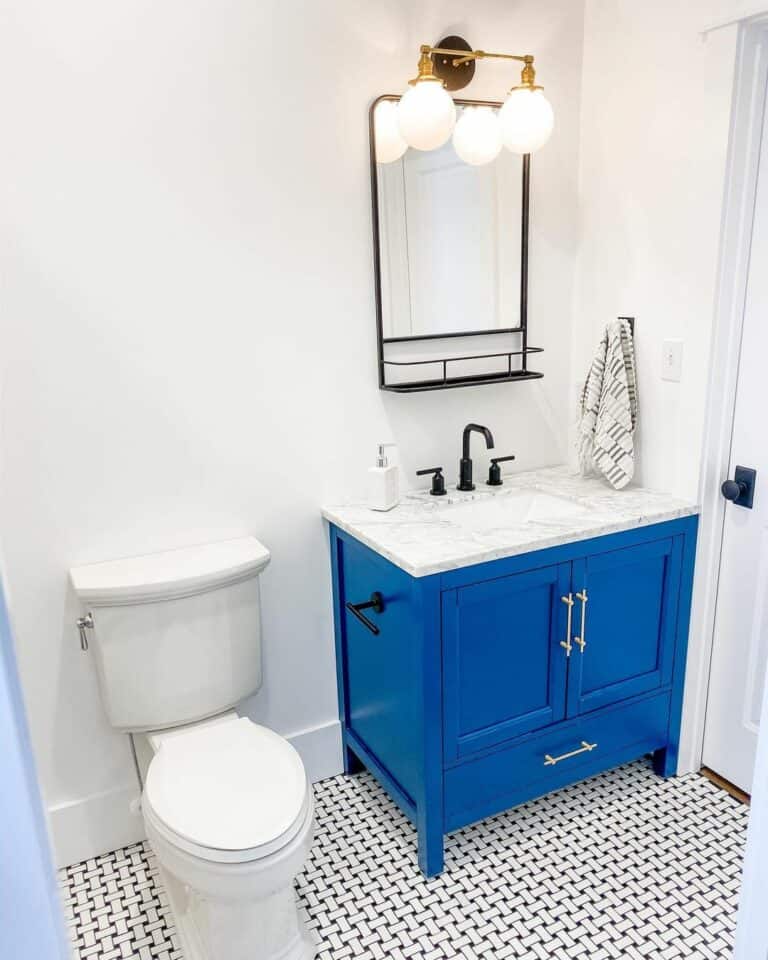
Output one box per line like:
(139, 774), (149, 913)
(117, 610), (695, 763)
(381, 345), (544, 393)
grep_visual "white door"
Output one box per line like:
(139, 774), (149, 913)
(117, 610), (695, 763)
(703, 101), (768, 793)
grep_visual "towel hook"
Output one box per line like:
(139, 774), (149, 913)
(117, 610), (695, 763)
(617, 315), (635, 336)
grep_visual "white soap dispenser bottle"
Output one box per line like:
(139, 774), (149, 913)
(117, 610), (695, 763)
(369, 442), (399, 511)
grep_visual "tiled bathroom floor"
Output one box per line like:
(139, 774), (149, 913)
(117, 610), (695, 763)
(60, 759), (749, 960)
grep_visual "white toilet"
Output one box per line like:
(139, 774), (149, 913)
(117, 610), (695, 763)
(70, 537), (315, 960)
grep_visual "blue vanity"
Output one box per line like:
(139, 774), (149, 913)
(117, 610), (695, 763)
(324, 468), (698, 876)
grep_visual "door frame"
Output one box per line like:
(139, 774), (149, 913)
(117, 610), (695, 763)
(706, 17), (768, 959)
(679, 12), (768, 777)
(735, 657), (768, 959)
(0, 570), (69, 960)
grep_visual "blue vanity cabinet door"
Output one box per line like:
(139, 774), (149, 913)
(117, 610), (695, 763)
(566, 535), (683, 717)
(443, 562), (571, 761)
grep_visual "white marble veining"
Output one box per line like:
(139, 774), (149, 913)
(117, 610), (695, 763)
(321, 466), (698, 578)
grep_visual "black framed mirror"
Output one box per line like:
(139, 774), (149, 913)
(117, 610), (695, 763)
(370, 94), (542, 392)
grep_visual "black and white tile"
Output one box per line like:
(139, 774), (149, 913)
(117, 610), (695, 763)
(60, 843), (181, 960)
(60, 759), (749, 960)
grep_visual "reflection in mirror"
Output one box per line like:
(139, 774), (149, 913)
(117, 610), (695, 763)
(374, 101), (523, 342)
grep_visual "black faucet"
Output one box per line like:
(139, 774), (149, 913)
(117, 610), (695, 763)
(457, 423), (495, 491)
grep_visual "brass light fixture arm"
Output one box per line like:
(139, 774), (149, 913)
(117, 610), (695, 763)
(419, 44), (540, 90)
(425, 45), (532, 67)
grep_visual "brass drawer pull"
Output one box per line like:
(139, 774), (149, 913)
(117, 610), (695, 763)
(560, 594), (574, 656)
(574, 589), (588, 652)
(544, 740), (597, 766)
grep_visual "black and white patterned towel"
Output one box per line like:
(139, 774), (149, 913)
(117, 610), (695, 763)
(577, 318), (637, 489)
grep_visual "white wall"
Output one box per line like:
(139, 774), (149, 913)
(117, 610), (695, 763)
(571, 1), (738, 500)
(0, 0), (584, 865)
(573, 1), (754, 785)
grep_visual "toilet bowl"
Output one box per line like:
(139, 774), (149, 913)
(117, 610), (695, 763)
(142, 716), (315, 960)
(69, 537), (316, 960)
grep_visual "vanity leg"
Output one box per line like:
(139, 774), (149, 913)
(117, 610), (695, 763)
(343, 742), (364, 776)
(653, 745), (678, 778)
(414, 575), (445, 878)
(417, 814), (444, 877)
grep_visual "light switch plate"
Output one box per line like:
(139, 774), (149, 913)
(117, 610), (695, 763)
(661, 339), (683, 382)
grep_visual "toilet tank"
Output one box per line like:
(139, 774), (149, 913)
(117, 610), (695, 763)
(70, 537), (270, 732)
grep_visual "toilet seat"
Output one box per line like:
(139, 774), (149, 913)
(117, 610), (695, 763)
(143, 717), (310, 864)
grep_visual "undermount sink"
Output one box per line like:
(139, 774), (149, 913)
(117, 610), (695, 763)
(445, 491), (589, 531)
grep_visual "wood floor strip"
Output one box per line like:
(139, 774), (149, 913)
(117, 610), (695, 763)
(700, 766), (751, 805)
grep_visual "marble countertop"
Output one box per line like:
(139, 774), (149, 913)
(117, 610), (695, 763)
(321, 466), (699, 578)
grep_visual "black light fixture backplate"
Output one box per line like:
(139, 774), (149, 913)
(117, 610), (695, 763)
(432, 36), (475, 91)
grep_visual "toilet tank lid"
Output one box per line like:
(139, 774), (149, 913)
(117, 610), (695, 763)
(70, 537), (270, 605)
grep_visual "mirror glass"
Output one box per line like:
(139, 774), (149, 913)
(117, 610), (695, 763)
(374, 99), (524, 342)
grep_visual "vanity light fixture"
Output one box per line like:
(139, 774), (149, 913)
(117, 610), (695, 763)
(499, 60), (554, 154)
(397, 46), (457, 151)
(388, 36), (554, 164)
(453, 105), (502, 166)
(373, 98), (408, 163)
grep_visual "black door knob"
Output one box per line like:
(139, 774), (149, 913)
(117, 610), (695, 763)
(721, 479), (747, 502)
(721, 466), (757, 509)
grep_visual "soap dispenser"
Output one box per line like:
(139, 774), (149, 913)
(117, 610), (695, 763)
(369, 442), (399, 511)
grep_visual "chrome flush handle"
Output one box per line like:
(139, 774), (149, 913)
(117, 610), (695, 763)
(76, 612), (94, 651)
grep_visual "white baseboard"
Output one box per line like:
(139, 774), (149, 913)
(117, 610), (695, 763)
(286, 718), (343, 783)
(52, 719), (343, 869)
(49, 783), (144, 870)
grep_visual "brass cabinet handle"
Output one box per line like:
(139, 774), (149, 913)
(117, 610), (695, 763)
(574, 589), (588, 652)
(560, 594), (574, 656)
(544, 740), (597, 766)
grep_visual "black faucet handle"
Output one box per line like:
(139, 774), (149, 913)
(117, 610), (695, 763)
(487, 455), (516, 487)
(416, 467), (447, 497)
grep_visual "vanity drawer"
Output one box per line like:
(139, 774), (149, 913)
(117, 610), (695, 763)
(444, 692), (670, 831)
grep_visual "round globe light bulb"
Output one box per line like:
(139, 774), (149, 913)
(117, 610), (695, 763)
(373, 99), (408, 164)
(452, 106), (502, 166)
(397, 80), (456, 152)
(499, 88), (554, 154)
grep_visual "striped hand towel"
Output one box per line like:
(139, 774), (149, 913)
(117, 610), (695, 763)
(577, 319), (637, 489)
